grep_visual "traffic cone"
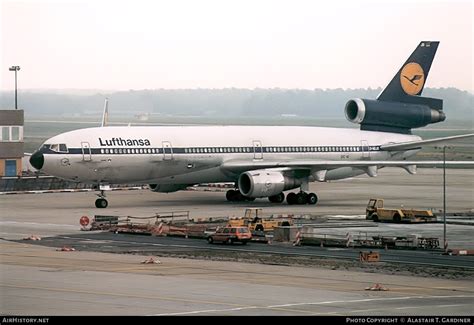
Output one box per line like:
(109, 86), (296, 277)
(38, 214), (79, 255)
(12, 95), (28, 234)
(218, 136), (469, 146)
(141, 257), (161, 264)
(57, 246), (75, 252)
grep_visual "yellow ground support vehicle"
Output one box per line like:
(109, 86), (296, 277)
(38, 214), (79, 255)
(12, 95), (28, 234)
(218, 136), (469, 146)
(228, 208), (293, 231)
(366, 199), (436, 223)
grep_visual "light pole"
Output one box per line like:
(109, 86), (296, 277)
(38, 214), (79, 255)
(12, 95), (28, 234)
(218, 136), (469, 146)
(9, 66), (20, 109)
(443, 145), (447, 252)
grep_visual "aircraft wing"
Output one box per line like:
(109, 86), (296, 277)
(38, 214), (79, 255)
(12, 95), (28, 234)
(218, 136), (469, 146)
(380, 133), (474, 151)
(221, 159), (474, 173)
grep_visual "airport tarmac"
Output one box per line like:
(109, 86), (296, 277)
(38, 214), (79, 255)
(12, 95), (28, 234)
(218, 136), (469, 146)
(1, 168), (473, 315)
(1, 242), (474, 316)
(1, 168), (473, 228)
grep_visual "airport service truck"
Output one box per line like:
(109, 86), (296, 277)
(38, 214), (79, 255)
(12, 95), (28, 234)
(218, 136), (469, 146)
(366, 199), (436, 223)
(228, 208), (293, 231)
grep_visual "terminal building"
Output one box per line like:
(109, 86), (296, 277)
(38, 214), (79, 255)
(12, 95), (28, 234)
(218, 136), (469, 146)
(0, 109), (24, 176)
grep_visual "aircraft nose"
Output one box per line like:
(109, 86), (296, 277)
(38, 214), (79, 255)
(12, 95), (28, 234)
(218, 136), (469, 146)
(30, 151), (44, 170)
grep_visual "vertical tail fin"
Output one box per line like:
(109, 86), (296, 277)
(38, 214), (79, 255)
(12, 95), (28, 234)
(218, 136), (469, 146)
(377, 41), (439, 107)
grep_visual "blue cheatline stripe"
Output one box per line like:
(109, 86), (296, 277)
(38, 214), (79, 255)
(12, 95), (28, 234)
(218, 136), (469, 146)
(42, 145), (382, 155)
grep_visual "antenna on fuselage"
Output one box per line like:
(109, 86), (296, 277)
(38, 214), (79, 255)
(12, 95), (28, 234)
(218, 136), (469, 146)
(100, 98), (109, 127)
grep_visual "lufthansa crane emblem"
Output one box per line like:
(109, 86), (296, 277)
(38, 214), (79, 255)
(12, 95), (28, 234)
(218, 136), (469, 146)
(400, 62), (425, 95)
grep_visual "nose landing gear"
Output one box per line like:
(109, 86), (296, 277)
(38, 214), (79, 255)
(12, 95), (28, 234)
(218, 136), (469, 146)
(95, 188), (108, 208)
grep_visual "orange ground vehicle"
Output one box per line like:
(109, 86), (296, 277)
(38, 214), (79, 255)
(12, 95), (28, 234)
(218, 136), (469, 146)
(366, 198), (436, 223)
(207, 226), (252, 245)
(228, 208), (293, 231)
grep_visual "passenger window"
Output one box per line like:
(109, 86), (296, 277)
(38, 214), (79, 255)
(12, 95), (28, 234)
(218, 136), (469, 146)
(50, 144), (59, 152)
(230, 228), (236, 233)
(223, 228), (230, 233)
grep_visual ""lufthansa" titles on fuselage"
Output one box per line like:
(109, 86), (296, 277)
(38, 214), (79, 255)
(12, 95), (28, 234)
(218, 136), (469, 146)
(99, 137), (151, 146)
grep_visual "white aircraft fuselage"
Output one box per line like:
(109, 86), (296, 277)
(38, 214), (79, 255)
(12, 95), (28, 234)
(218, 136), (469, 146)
(38, 125), (420, 185)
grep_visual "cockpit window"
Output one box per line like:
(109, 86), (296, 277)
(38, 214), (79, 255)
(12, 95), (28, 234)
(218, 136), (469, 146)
(59, 144), (68, 152)
(48, 143), (68, 153)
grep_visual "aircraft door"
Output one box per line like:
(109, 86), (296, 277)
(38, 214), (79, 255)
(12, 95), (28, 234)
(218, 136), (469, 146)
(81, 142), (92, 161)
(253, 140), (263, 160)
(361, 140), (370, 159)
(162, 141), (173, 160)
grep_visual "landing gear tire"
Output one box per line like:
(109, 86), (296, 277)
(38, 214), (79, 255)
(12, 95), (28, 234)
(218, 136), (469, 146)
(296, 192), (307, 205)
(307, 193), (318, 205)
(287, 192), (297, 205)
(226, 190), (236, 201)
(268, 192), (285, 203)
(95, 198), (108, 209)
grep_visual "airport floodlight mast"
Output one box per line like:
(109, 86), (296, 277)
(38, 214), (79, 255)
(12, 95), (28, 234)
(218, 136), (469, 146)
(442, 145), (451, 253)
(9, 65), (20, 110)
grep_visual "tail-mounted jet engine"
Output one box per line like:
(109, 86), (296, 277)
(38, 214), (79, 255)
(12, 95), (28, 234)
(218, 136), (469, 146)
(345, 98), (445, 134)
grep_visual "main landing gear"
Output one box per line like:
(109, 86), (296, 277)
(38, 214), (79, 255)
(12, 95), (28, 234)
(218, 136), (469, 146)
(286, 192), (318, 205)
(226, 190), (318, 205)
(268, 191), (318, 205)
(95, 189), (108, 208)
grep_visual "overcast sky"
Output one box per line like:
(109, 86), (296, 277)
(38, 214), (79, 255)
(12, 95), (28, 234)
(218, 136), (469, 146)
(1, 0), (472, 92)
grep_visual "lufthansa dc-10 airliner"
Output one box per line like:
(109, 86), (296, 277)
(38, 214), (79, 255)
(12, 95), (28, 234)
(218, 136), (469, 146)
(29, 41), (474, 208)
